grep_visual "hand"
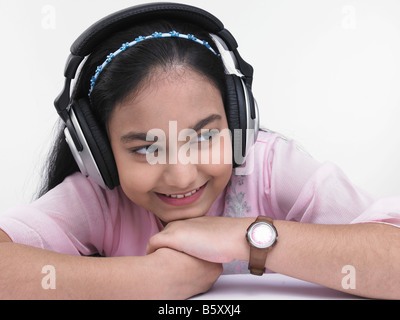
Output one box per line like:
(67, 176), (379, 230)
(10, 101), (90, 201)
(149, 248), (223, 299)
(147, 216), (253, 264)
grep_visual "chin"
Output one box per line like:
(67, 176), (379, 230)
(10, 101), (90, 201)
(156, 204), (210, 224)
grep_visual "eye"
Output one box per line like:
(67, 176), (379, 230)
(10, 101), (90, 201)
(131, 144), (159, 156)
(195, 129), (219, 144)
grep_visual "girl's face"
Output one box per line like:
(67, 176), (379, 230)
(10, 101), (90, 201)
(108, 67), (232, 223)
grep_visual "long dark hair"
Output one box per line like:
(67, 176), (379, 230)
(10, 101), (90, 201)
(37, 19), (227, 198)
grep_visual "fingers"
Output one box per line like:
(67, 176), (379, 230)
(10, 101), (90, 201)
(151, 248), (223, 299)
(146, 232), (165, 255)
(146, 220), (186, 255)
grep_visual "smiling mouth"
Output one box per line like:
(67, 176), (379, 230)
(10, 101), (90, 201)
(156, 183), (208, 206)
(163, 187), (201, 199)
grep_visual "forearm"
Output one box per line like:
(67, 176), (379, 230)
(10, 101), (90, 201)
(245, 220), (400, 299)
(0, 242), (154, 299)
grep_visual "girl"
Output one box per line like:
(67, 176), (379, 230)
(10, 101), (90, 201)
(0, 3), (400, 300)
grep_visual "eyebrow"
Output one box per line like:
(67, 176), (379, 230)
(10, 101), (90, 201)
(120, 114), (222, 143)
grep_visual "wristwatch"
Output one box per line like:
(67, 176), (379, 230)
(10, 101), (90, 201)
(246, 216), (278, 276)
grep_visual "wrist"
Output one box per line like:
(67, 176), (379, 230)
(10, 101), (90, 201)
(234, 217), (256, 262)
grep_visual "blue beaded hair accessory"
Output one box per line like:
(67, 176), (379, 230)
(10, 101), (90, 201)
(88, 31), (220, 97)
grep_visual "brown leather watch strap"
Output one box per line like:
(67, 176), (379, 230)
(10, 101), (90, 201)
(248, 246), (270, 275)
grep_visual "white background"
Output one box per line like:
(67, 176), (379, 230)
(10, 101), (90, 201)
(1, 0), (399, 214)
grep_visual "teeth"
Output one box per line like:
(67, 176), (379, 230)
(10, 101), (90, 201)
(164, 188), (200, 199)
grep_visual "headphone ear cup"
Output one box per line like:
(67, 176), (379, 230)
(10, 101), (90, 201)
(225, 75), (248, 167)
(72, 98), (119, 189)
(225, 75), (241, 131)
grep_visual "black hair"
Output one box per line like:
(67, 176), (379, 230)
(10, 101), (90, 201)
(37, 19), (226, 197)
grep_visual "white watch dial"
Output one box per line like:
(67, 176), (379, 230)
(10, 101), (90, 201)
(248, 222), (276, 249)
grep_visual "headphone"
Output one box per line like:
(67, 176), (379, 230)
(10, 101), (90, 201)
(54, 2), (259, 190)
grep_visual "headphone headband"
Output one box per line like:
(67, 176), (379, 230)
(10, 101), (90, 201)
(71, 2), (225, 57)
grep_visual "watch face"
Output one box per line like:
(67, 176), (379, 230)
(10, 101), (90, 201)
(248, 222), (277, 249)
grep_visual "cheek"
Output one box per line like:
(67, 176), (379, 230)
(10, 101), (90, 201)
(210, 162), (233, 187)
(195, 129), (233, 188)
(118, 163), (159, 201)
(198, 129), (232, 166)
(111, 145), (158, 199)
(218, 129), (233, 166)
(200, 141), (233, 189)
(210, 134), (233, 189)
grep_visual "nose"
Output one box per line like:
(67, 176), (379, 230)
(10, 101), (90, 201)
(161, 161), (199, 191)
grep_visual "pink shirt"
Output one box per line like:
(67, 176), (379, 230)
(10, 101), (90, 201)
(1, 130), (399, 273)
